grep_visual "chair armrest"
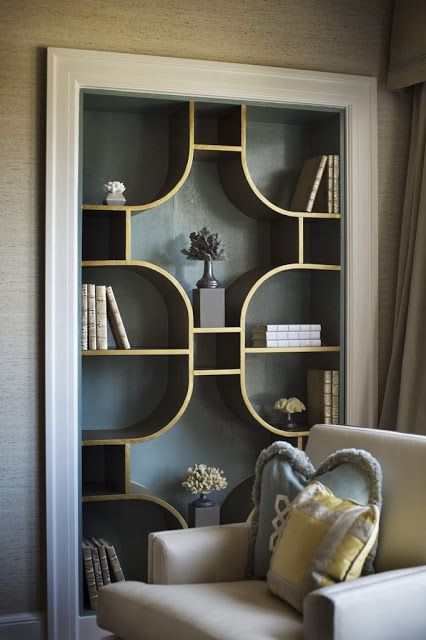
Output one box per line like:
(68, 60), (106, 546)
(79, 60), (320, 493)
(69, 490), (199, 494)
(148, 523), (250, 585)
(304, 566), (426, 640)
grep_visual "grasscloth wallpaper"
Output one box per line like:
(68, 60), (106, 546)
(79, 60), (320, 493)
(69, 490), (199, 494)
(0, 0), (411, 616)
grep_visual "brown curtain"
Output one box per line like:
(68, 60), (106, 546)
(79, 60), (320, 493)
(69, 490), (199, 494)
(387, 0), (426, 90)
(380, 82), (426, 433)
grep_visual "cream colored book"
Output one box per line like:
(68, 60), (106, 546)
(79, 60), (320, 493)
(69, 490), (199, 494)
(95, 285), (108, 350)
(91, 538), (111, 586)
(82, 540), (98, 610)
(99, 538), (125, 582)
(331, 369), (339, 424)
(327, 154), (334, 213)
(87, 284), (96, 350)
(307, 369), (332, 425)
(87, 539), (104, 591)
(81, 284), (88, 350)
(333, 154), (340, 213)
(106, 286), (130, 350)
(291, 155), (328, 212)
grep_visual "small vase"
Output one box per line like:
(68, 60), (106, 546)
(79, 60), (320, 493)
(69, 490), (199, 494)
(191, 493), (215, 508)
(105, 191), (126, 206)
(283, 411), (300, 431)
(196, 257), (220, 289)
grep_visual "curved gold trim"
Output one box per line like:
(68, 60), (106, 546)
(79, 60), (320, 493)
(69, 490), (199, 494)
(240, 263), (341, 435)
(82, 260), (194, 445)
(241, 105), (340, 220)
(82, 492), (188, 528)
(82, 102), (195, 213)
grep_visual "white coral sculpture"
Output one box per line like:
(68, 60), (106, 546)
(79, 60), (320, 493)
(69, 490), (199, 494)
(182, 464), (227, 495)
(103, 181), (126, 193)
(273, 397), (306, 414)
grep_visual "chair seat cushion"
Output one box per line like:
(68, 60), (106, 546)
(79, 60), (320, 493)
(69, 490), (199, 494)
(97, 580), (303, 640)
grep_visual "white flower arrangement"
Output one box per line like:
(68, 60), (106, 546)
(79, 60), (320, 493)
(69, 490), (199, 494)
(182, 464), (227, 495)
(103, 181), (126, 194)
(273, 397), (306, 414)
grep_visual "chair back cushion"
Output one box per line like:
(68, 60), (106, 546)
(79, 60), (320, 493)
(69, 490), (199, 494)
(305, 425), (426, 572)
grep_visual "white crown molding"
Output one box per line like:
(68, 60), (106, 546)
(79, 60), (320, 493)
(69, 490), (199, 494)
(46, 47), (377, 640)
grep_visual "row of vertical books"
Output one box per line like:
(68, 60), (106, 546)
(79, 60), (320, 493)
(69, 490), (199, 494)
(82, 284), (130, 350)
(307, 369), (340, 425)
(291, 154), (340, 213)
(82, 538), (125, 610)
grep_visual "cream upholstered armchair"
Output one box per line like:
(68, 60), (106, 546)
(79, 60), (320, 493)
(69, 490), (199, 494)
(97, 425), (426, 640)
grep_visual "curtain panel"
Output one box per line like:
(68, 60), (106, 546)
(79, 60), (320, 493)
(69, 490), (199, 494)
(387, 0), (426, 90)
(380, 83), (426, 433)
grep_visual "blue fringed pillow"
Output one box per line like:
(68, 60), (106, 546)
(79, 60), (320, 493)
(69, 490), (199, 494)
(250, 442), (382, 577)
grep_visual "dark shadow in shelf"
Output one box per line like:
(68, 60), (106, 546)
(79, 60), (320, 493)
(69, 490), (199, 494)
(304, 218), (341, 265)
(82, 445), (128, 496)
(220, 475), (254, 525)
(194, 101), (241, 146)
(83, 211), (127, 261)
(194, 332), (240, 371)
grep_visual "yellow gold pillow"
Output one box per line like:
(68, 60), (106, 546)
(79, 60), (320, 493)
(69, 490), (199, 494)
(267, 481), (380, 612)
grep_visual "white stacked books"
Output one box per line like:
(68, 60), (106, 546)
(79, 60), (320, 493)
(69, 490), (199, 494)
(81, 284), (130, 350)
(252, 324), (322, 347)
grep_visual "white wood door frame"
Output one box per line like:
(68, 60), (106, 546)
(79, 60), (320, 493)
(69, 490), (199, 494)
(46, 47), (378, 640)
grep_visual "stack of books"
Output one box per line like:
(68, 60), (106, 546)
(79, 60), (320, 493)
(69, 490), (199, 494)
(82, 538), (125, 610)
(291, 154), (340, 213)
(307, 369), (339, 425)
(82, 284), (130, 350)
(252, 324), (321, 347)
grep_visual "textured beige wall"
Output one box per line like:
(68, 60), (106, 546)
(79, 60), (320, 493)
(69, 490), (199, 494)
(0, 0), (411, 616)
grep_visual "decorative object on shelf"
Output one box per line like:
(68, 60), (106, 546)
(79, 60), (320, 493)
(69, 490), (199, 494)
(181, 227), (227, 327)
(182, 464), (227, 527)
(103, 181), (126, 206)
(273, 397), (306, 431)
(181, 227), (226, 289)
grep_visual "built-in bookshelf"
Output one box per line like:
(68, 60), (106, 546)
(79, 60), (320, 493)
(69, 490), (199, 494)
(80, 92), (344, 611)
